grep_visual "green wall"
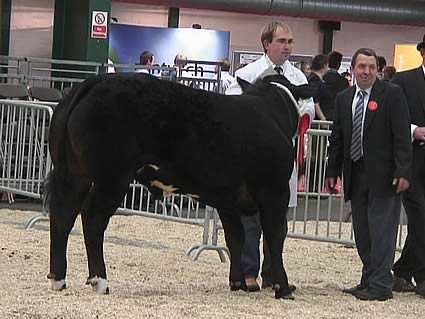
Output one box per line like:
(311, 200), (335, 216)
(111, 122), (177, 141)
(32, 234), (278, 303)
(52, 0), (111, 63)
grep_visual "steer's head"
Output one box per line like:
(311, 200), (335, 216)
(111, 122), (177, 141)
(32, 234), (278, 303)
(237, 75), (317, 101)
(237, 74), (317, 139)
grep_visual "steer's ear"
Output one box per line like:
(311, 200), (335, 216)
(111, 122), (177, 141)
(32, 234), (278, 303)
(294, 84), (319, 100)
(236, 76), (251, 92)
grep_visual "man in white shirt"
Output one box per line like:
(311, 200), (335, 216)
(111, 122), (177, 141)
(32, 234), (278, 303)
(225, 21), (315, 291)
(218, 58), (235, 93)
(136, 50), (155, 74)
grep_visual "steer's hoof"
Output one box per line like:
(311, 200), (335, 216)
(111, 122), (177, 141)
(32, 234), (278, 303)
(47, 273), (66, 291)
(86, 276), (110, 294)
(274, 284), (295, 300)
(229, 280), (245, 291)
(49, 278), (66, 291)
(288, 284), (297, 293)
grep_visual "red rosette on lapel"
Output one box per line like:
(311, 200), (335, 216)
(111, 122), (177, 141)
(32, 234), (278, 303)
(368, 101), (378, 111)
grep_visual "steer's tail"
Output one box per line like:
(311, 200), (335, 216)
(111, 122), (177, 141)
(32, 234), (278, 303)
(43, 75), (108, 213)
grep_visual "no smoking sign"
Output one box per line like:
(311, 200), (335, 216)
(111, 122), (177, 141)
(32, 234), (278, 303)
(91, 11), (108, 39)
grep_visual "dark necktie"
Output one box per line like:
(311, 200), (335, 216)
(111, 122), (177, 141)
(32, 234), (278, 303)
(274, 66), (283, 74)
(351, 90), (367, 162)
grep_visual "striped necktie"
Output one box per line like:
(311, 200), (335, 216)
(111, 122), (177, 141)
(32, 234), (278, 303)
(274, 66), (283, 74)
(351, 90), (367, 162)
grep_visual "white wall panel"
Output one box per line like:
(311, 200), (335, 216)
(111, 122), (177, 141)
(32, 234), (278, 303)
(9, 0), (54, 58)
(333, 22), (424, 64)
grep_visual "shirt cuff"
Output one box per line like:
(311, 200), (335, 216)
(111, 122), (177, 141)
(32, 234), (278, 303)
(411, 124), (418, 143)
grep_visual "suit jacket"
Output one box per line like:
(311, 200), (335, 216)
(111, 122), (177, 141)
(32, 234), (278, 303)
(392, 66), (425, 183)
(322, 69), (349, 121)
(326, 79), (411, 200)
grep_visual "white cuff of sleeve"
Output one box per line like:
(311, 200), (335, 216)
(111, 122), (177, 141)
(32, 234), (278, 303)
(411, 124), (418, 143)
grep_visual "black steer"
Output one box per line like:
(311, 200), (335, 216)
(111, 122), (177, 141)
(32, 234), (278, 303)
(44, 73), (313, 299)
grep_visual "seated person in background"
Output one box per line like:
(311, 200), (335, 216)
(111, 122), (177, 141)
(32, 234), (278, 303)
(136, 50), (155, 74)
(170, 53), (188, 80)
(218, 58), (235, 92)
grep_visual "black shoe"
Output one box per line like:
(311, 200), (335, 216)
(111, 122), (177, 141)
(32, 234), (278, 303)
(416, 281), (425, 297)
(393, 276), (416, 292)
(353, 287), (393, 301)
(342, 284), (368, 295)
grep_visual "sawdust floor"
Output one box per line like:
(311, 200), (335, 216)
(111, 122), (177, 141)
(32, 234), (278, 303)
(0, 209), (423, 319)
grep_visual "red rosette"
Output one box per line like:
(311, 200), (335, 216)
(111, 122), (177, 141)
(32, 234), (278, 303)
(368, 101), (378, 111)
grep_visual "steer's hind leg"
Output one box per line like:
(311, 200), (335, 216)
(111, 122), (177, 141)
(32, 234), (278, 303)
(47, 171), (89, 291)
(216, 210), (247, 292)
(81, 174), (131, 294)
(259, 193), (293, 299)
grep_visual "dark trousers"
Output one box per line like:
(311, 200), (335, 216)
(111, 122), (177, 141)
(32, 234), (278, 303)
(240, 213), (272, 283)
(350, 159), (401, 294)
(393, 165), (425, 283)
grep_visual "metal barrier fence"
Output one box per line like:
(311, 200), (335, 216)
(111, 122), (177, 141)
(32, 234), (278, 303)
(176, 59), (224, 93)
(0, 55), (224, 93)
(0, 55), (26, 84)
(0, 99), (53, 199)
(26, 57), (103, 90)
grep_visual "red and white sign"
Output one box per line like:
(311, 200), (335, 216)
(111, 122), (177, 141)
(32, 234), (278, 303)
(91, 11), (108, 39)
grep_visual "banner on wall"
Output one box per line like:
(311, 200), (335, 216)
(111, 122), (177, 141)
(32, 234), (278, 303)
(393, 44), (422, 72)
(109, 24), (230, 75)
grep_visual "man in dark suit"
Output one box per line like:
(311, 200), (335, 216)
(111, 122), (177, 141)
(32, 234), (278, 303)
(325, 48), (412, 301)
(322, 51), (350, 121)
(391, 34), (425, 297)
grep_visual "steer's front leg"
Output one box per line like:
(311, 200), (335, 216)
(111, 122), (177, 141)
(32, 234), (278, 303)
(81, 180), (131, 294)
(260, 196), (294, 299)
(81, 209), (111, 294)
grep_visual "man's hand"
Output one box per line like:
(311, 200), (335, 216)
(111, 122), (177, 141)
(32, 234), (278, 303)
(393, 177), (410, 193)
(413, 127), (425, 142)
(325, 177), (339, 194)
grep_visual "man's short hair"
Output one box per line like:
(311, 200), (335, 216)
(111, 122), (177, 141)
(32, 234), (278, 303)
(383, 65), (397, 79)
(351, 48), (378, 68)
(139, 51), (154, 65)
(174, 53), (187, 67)
(377, 56), (387, 72)
(327, 51), (343, 69)
(311, 54), (328, 72)
(260, 21), (291, 53)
